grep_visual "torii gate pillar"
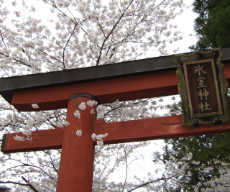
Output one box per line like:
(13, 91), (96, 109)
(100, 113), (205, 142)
(56, 93), (97, 192)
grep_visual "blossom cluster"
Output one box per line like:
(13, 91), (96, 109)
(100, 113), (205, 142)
(76, 130), (82, 137)
(91, 133), (108, 147)
(74, 110), (81, 118)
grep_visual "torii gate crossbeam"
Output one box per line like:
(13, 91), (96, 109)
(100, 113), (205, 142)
(2, 114), (230, 154)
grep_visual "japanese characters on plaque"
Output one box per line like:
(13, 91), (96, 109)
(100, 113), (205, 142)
(183, 58), (223, 118)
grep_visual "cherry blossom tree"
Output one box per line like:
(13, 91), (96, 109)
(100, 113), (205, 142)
(0, 0), (187, 191)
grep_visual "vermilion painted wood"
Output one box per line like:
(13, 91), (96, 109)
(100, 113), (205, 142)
(1, 128), (64, 153)
(99, 115), (230, 144)
(2, 120), (105, 154)
(11, 63), (230, 112)
(11, 71), (179, 111)
(3, 115), (230, 153)
(56, 97), (96, 192)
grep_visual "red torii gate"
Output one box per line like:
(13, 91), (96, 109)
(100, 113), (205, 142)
(1, 48), (230, 191)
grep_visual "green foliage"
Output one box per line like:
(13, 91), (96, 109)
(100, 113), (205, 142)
(190, 0), (230, 51)
(155, 92), (230, 190)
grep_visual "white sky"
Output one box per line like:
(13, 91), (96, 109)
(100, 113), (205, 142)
(171, 0), (198, 53)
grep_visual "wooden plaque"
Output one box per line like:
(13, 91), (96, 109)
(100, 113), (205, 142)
(183, 58), (223, 118)
(175, 48), (230, 126)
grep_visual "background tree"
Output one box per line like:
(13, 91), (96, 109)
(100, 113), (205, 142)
(152, 1), (230, 191)
(189, 0), (230, 51)
(0, 0), (186, 191)
(152, 97), (230, 191)
(153, 134), (230, 191)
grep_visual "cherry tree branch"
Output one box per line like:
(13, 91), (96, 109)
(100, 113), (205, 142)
(21, 176), (39, 192)
(96, 0), (135, 66)
(62, 23), (79, 70)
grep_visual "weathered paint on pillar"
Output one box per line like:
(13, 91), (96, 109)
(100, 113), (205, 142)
(56, 94), (97, 192)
